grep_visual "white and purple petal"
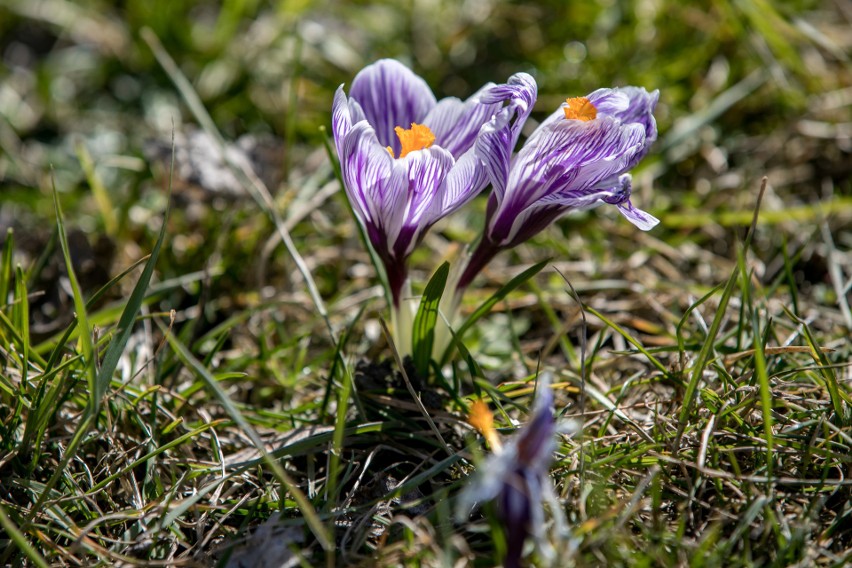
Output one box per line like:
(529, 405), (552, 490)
(602, 174), (660, 230)
(586, 88), (630, 117)
(339, 121), (395, 241)
(595, 87), (659, 143)
(331, 86), (366, 157)
(391, 146), (455, 259)
(423, 83), (504, 158)
(475, 73), (538, 199)
(349, 59), (437, 155)
(440, 147), (490, 214)
(591, 86), (659, 167)
(489, 117), (646, 245)
(331, 86), (351, 154)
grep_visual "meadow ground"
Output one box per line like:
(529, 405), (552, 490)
(0, 1), (851, 566)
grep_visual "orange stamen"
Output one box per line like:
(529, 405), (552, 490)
(469, 399), (503, 451)
(563, 97), (597, 122)
(387, 123), (435, 159)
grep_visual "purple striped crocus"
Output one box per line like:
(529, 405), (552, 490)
(457, 86), (660, 290)
(458, 373), (577, 568)
(332, 59), (536, 308)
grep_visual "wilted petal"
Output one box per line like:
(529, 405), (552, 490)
(349, 59), (437, 155)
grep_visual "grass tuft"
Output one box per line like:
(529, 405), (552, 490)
(1, 1), (850, 566)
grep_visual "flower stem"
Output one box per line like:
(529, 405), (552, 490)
(384, 258), (408, 310)
(456, 237), (502, 292)
(390, 279), (413, 355)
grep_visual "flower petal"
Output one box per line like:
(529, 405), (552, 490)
(331, 86), (350, 153)
(423, 83), (503, 158)
(489, 117), (645, 245)
(474, 73), (538, 199)
(602, 174), (660, 230)
(339, 121), (396, 250)
(515, 372), (557, 471)
(390, 145), (455, 259)
(586, 88), (630, 116)
(440, 146), (489, 214)
(593, 86), (659, 143)
(349, 59), (437, 154)
(591, 87), (659, 168)
(331, 86), (365, 156)
(617, 200), (660, 230)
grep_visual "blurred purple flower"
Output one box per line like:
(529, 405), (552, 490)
(332, 59), (536, 306)
(458, 87), (660, 289)
(458, 373), (577, 568)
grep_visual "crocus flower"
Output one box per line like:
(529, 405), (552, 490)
(457, 87), (660, 290)
(332, 59), (537, 307)
(457, 373), (577, 568)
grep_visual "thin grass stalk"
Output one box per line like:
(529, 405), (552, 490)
(141, 28), (335, 345)
(0, 505), (49, 568)
(165, 329), (331, 550)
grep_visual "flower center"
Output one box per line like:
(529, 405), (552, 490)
(563, 97), (597, 121)
(386, 123), (435, 158)
(469, 399), (503, 452)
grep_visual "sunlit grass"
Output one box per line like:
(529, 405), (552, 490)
(1, 0), (850, 566)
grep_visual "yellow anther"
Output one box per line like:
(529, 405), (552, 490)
(563, 97), (597, 122)
(469, 399), (503, 452)
(387, 123), (435, 158)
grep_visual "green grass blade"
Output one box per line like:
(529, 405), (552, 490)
(75, 140), (118, 237)
(786, 306), (851, 424)
(52, 176), (97, 411)
(164, 329), (331, 550)
(40, 254), (151, 369)
(13, 265), (29, 386)
(25, 412), (95, 522)
(88, 419), (226, 493)
(441, 259), (549, 364)
(738, 246), (774, 481)
(412, 261), (449, 377)
(326, 307), (368, 519)
(0, 303), (47, 369)
(584, 305), (669, 376)
(93, 209), (167, 405)
(0, 227), (13, 310)
(0, 504), (49, 568)
(675, 281), (726, 355)
(673, 268), (739, 449)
